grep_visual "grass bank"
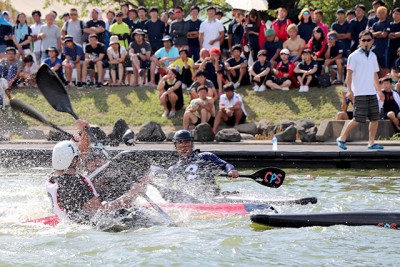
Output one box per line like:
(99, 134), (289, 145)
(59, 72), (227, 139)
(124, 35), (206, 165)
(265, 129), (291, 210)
(12, 85), (344, 127)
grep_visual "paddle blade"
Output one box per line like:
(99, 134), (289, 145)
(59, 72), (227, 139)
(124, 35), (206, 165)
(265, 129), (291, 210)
(250, 167), (285, 188)
(36, 64), (78, 119)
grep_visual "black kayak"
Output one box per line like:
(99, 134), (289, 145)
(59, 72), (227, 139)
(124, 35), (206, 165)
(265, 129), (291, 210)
(250, 211), (400, 228)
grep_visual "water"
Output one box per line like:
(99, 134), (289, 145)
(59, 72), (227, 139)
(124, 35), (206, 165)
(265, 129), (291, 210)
(1, 167), (400, 266)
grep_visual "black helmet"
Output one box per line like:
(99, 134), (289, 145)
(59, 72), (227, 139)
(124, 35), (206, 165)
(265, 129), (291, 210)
(172, 130), (193, 143)
(122, 129), (135, 146)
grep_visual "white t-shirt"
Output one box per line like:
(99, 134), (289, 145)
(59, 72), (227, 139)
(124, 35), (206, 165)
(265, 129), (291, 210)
(219, 92), (247, 116)
(347, 48), (380, 96)
(199, 19), (224, 49)
(107, 46), (127, 60)
(30, 22), (44, 52)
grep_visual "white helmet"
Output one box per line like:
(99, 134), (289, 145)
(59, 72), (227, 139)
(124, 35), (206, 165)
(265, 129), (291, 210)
(52, 140), (80, 170)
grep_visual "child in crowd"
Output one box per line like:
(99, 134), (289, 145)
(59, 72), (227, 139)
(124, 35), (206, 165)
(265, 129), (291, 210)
(248, 50), (271, 92)
(183, 85), (215, 130)
(19, 54), (38, 87)
(43, 47), (67, 85)
(294, 49), (318, 92)
(225, 45), (248, 88)
(157, 68), (184, 118)
(266, 49), (294, 91)
(379, 76), (400, 131)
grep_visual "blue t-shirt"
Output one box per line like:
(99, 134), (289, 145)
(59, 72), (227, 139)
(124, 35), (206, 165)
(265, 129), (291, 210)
(331, 21), (351, 53)
(371, 20), (390, 53)
(228, 20), (244, 46)
(187, 19), (202, 47)
(144, 19), (165, 52)
(262, 40), (283, 61)
(64, 43), (84, 61)
(298, 21), (316, 43)
(154, 47), (179, 67)
(252, 60), (271, 75)
(349, 17), (368, 50)
(43, 57), (63, 75)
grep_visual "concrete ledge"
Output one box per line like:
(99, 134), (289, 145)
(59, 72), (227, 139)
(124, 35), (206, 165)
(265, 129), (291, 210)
(316, 120), (396, 142)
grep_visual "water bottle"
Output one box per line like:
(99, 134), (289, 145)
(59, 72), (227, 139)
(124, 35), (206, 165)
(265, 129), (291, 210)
(272, 135), (278, 151)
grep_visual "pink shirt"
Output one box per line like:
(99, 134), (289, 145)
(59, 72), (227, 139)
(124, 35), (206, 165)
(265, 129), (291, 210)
(317, 22), (329, 37)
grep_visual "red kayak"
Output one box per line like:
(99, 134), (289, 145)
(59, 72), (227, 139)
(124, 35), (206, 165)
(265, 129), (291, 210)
(27, 202), (273, 226)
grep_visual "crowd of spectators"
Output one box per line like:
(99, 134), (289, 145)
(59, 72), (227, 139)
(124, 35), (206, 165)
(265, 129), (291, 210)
(0, 1), (399, 131)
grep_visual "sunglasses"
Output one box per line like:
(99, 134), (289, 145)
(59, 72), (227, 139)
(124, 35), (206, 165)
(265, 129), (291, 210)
(360, 38), (372, 42)
(328, 36), (335, 40)
(303, 12), (310, 15)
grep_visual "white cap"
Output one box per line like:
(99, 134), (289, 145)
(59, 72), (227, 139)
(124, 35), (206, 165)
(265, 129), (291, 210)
(280, 48), (290, 55)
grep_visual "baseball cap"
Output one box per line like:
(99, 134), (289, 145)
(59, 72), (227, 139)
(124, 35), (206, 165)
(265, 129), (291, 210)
(257, 50), (267, 57)
(280, 48), (290, 55)
(64, 35), (74, 42)
(133, 29), (145, 36)
(336, 8), (345, 14)
(162, 35), (173, 42)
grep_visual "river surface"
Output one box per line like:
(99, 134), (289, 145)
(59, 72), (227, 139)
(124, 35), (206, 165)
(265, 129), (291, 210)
(0, 167), (399, 266)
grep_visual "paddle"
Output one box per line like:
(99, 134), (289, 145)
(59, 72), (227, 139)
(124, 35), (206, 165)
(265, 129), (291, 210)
(35, 64), (99, 143)
(9, 98), (74, 139)
(218, 167), (285, 188)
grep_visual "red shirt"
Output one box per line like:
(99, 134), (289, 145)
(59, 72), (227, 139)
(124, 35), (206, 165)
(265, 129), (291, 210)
(271, 18), (292, 42)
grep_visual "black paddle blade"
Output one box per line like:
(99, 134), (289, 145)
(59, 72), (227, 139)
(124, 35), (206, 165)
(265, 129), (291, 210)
(10, 98), (74, 139)
(36, 64), (78, 119)
(251, 167), (285, 188)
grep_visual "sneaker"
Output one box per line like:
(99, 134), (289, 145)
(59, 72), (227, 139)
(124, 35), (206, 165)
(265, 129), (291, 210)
(336, 137), (347, 150)
(88, 81), (94, 87)
(258, 85), (266, 92)
(252, 85), (260, 91)
(367, 144), (384, 150)
(95, 83), (102, 89)
(161, 111), (169, 118)
(281, 87), (289, 91)
(303, 85), (309, 92)
(76, 82), (83, 89)
(299, 85), (305, 92)
(233, 82), (240, 89)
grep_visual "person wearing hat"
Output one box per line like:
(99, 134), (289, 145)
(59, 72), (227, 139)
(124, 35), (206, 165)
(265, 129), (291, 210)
(323, 31), (344, 85)
(183, 85), (215, 130)
(109, 11), (131, 49)
(379, 75), (400, 130)
(294, 49), (318, 92)
(83, 8), (106, 45)
(0, 47), (22, 88)
(248, 49), (271, 92)
(82, 34), (108, 89)
(199, 6), (225, 50)
(169, 48), (194, 90)
(349, 4), (368, 52)
(143, 7), (165, 53)
(212, 83), (247, 134)
(225, 44), (248, 88)
(43, 47), (67, 85)
(262, 28), (283, 68)
(107, 35), (127, 86)
(266, 48), (294, 91)
(331, 8), (351, 58)
(168, 8), (175, 22)
(169, 6), (189, 50)
(297, 8), (317, 43)
(188, 70), (218, 101)
(129, 28), (156, 86)
(154, 35), (179, 77)
(62, 35), (84, 88)
(38, 12), (62, 61)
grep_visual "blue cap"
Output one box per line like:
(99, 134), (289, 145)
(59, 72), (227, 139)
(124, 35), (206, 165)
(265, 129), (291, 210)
(162, 35), (173, 42)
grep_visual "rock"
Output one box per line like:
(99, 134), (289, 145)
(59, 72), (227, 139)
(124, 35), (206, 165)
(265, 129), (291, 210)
(235, 123), (257, 135)
(277, 120), (295, 132)
(295, 119), (315, 130)
(215, 128), (241, 142)
(240, 133), (255, 140)
(257, 120), (275, 135)
(107, 119), (129, 141)
(22, 129), (46, 139)
(193, 123), (215, 142)
(47, 129), (70, 141)
(136, 121), (166, 142)
(299, 126), (318, 142)
(276, 125), (297, 142)
(90, 126), (107, 141)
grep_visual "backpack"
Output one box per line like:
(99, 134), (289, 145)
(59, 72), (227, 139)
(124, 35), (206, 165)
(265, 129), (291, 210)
(318, 74), (331, 88)
(65, 20), (86, 42)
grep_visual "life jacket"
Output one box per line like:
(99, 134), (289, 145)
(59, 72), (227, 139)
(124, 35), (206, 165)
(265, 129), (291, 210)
(46, 175), (99, 219)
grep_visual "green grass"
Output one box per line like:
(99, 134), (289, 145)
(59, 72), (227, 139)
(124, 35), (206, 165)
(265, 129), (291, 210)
(12, 85), (344, 127)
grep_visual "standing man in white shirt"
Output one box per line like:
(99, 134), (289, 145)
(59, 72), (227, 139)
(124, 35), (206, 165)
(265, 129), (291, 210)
(199, 6), (224, 50)
(336, 30), (385, 150)
(30, 10), (44, 64)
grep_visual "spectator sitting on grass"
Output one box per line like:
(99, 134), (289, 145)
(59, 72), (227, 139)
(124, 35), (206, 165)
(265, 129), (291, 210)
(188, 71), (218, 102)
(248, 49), (271, 92)
(225, 44), (248, 89)
(336, 87), (353, 120)
(212, 83), (247, 134)
(63, 35), (84, 88)
(19, 54), (38, 87)
(43, 46), (67, 85)
(262, 29), (283, 68)
(294, 49), (318, 93)
(391, 47), (400, 93)
(183, 85), (215, 130)
(168, 48), (194, 90)
(197, 47), (225, 95)
(379, 75), (400, 131)
(157, 68), (184, 118)
(266, 48), (293, 91)
(324, 31), (344, 85)
(107, 35), (127, 86)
